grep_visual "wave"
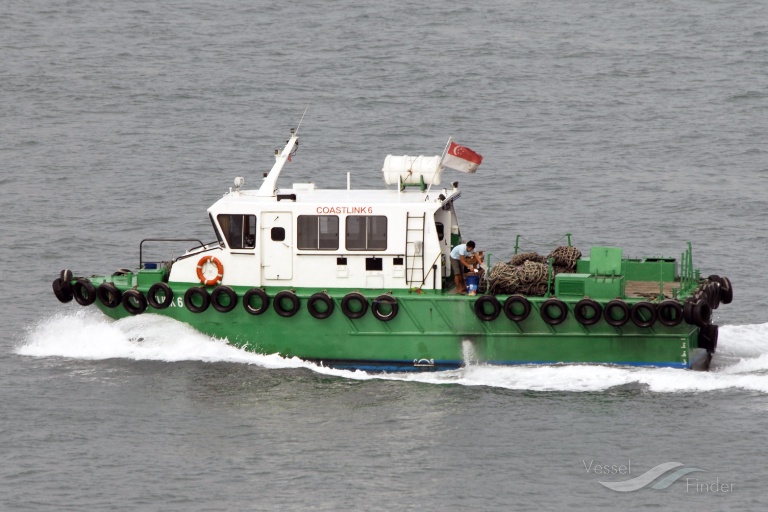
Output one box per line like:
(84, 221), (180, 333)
(17, 310), (768, 393)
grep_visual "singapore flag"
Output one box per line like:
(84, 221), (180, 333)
(441, 140), (483, 173)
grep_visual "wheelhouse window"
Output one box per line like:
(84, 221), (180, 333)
(346, 216), (387, 251)
(297, 215), (339, 250)
(217, 214), (256, 249)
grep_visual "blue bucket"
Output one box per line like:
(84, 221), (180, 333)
(466, 274), (480, 294)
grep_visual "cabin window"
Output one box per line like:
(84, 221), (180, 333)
(297, 215), (339, 250)
(210, 214), (224, 246)
(217, 214), (256, 249)
(436, 222), (445, 241)
(346, 216), (387, 251)
(271, 227), (285, 242)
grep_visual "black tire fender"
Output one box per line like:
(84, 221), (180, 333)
(122, 289), (147, 315)
(308, 292), (335, 319)
(73, 279), (97, 306)
(211, 285), (238, 313)
(184, 287), (210, 313)
(574, 298), (601, 326)
(541, 298), (568, 325)
(53, 278), (74, 303)
(371, 295), (398, 322)
(657, 300), (684, 327)
(341, 292), (369, 319)
(243, 288), (269, 315)
(503, 295), (531, 322)
(274, 290), (300, 318)
(474, 295), (501, 322)
(147, 282), (174, 309)
(97, 282), (122, 309)
(697, 324), (719, 353)
(630, 301), (657, 328)
(603, 299), (630, 327)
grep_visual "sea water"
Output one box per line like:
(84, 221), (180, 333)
(3, 0), (768, 510)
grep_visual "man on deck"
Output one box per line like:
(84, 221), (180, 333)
(450, 240), (480, 294)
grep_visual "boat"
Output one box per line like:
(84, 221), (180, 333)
(52, 127), (733, 371)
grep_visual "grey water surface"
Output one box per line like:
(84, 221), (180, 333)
(2, 1), (768, 510)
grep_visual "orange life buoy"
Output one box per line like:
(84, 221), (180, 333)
(196, 256), (224, 286)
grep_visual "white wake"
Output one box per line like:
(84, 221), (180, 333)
(17, 309), (768, 393)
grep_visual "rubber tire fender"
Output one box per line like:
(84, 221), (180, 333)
(719, 277), (733, 305)
(184, 287), (210, 313)
(697, 324), (719, 353)
(630, 301), (657, 328)
(657, 300), (684, 327)
(122, 289), (147, 315)
(503, 295), (531, 322)
(474, 295), (501, 322)
(73, 279), (97, 306)
(274, 290), (300, 318)
(147, 282), (174, 309)
(692, 300), (712, 327)
(53, 278), (74, 303)
(341, 292), (369, 319)
(243, 288), (270, 315)
(541, 298), (568, 326)
(603, 299), (630, 327)
(60, 269), (74, 294)
(308, 292), (335, 319)
(97, 282), (122, 309)
(574, 298), (602, 326)
(371, 295), (398, 322)
(211, 285), (238, 313)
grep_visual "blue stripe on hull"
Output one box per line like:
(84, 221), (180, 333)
(310, 359), (693, 372)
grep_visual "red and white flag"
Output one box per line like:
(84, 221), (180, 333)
(441, 141), (483, 173)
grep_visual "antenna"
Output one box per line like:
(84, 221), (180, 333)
(295, 103), (310, 135)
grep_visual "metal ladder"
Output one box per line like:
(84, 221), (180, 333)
(405, 212), (426, 287)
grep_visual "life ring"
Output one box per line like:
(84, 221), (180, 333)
(574, 298), (601, 326)
(697, 324), (719, 353)
(73, 279), (96, 306)
(52, 278), (74, 303)
(211, 285), (238, 313)
(97, 282), (122, 309)
(243, 288), (270, 315)
(147, 282), (174, 309)
(372, 295), (398, 322)
(684, 299), (711, 327)
(603, 299), (630, 327)
(630, 301), (657, 328)
(196, 255), (224, 286)
(122, 289), (147, 315)
(274, 290), (300, 317)
(341, 292), (369, 319)
(503, 294), (531, 322)
(308, 292), (335, 319)
(541, 298), (567, 325)
(474, 295), (501, 322)
(184, 287), (210, 313)
(657, 300), (683, 327)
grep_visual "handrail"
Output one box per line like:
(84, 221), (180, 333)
(139, 238), (205, 268)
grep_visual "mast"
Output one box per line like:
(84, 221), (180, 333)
(257, 106), (309, 197)
(257, 129), (298, 197)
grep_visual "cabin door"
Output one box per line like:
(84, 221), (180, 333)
(261, 212), (293, 280)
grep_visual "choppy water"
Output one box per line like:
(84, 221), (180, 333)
(3, 0), (768, 510)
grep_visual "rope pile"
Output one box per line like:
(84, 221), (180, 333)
(487, 246), (582, 296)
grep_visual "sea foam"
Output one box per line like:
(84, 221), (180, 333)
(17, 311), (768, 393)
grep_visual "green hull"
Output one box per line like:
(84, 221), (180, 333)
(86, 275), (704, 371)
